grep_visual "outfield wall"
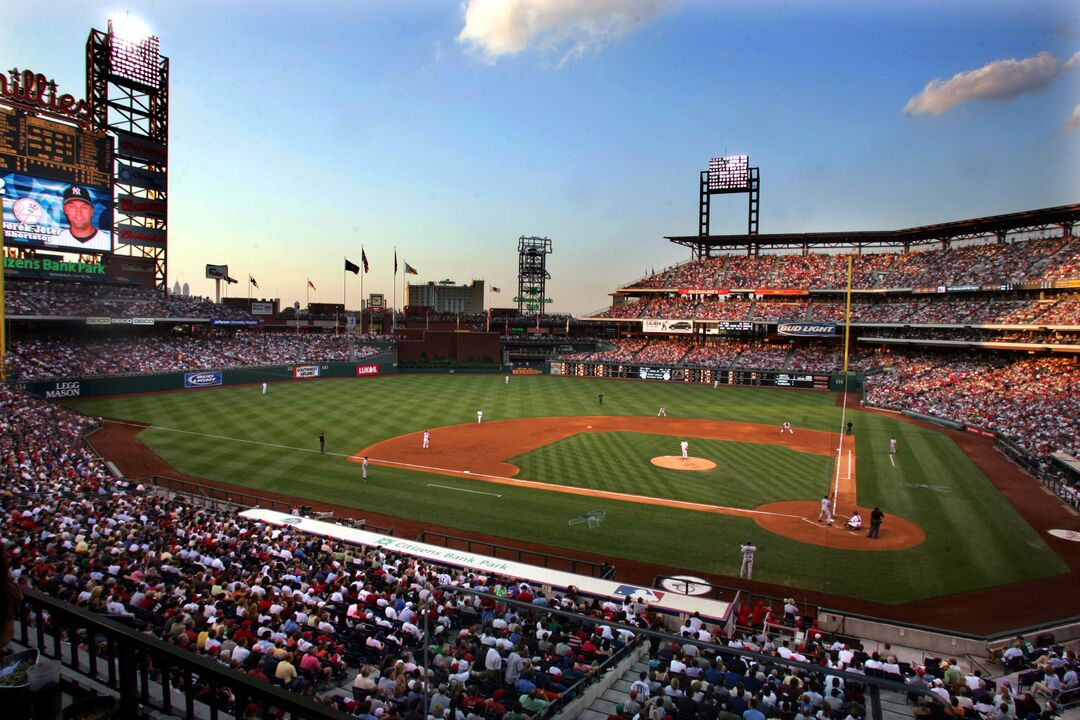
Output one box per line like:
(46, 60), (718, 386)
(9, 356), (396, 400)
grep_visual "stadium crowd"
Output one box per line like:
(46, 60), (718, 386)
(4, 332), (389, 381)
(590, 295), (1080, 325)
(5, 281), (256, 320)
(623, 236), (1078, 292)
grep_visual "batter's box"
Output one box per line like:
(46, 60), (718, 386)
(569, 509), (606, 528)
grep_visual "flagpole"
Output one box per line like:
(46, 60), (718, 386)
(392, 247), (397, 333)
(360, 246), (365, 334)
(343, 258), (347, 335)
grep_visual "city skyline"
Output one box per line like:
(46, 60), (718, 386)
(3, 0), (1078, 314)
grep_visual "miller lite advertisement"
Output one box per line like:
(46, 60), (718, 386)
(1, 172), (113, 253)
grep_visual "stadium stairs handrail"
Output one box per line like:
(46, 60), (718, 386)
(13, 586), (351, 720)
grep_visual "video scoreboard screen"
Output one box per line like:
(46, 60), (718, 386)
(0, 106), (114, 253)
(708, 155), (750, 191)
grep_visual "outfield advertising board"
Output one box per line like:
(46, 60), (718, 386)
(777, 323), (836, 337)
(643, 318), (693, 334)
(184, 371), (222, 388)
(293, 365), (320, 378)
(356, 364), (380, 376)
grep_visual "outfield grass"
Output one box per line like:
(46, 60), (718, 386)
(71, 374), (1067, 604)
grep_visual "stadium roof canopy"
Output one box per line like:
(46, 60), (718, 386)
(666, 203), (1080, 255)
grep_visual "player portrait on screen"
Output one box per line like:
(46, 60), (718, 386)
(47, 185), (112, 252)
(2, 173), (113, 253)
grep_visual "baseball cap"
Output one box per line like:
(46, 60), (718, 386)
(63, 186), (93, 205)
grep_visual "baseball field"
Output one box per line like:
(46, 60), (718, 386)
(70, 374), (1068, 606)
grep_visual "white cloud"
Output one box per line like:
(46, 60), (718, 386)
(1064, 104), (1080, 133)
(458, 0), (673, 64)
(904, 50), (1080, 116)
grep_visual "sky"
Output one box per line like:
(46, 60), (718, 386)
(3, 0), (1079, 315)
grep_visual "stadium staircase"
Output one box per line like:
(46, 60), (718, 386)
(575, 648), (650, 720)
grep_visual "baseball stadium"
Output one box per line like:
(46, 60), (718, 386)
(1, 9), (1079, 720)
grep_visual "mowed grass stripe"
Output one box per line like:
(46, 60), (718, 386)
(70, 374), (1069, 604)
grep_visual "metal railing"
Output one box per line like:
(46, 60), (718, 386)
(14, 587), (349, 720)
(415, 530), (608, 577)
(146, 475), (395, 535)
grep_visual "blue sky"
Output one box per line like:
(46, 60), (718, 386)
(4, 0), (1078, 314)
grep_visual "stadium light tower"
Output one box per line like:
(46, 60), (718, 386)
(87, 18), (170, 290)
(694, 155), (760, 259)
(516, 236), (553, 318)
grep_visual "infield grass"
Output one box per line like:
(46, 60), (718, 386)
(71, 374), (1067, 604)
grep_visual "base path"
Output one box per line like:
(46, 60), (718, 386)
(355, 416), (923, 550)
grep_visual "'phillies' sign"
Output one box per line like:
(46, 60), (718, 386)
(0, 69), (92, 124)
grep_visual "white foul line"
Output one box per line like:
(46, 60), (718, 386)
(889, 454), (896, 468)
(426, 484), (501, 497)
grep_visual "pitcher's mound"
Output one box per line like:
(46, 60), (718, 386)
(652, 456), (716, 471)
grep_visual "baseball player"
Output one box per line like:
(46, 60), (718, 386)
(319, 433), (325, 454)
(657, 406), (667, 417)
(422, 430), (430, 449)
(262, 382), (268, 395)
(781, 422), (794, 434)
(818, 495), (833, 525)
(505, 375), (509, 385)
(476, 409), (484, 424)
(739, 541), (757, 579)
(889, 436), (897, 455)
(680, 440), (689, 460)
(361, 456), (368, 480)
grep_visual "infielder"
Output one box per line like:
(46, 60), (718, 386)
(739, 541), (757, 579)
(361, 456), (369, 480)
(422, 431), (430, 449)
(818, 495), (833, 525)
(476, 409), (484, 424)
(781, 422), (794, 434)
(680, 440), (689, 459)
(262, 382), (268, 395)
(657, 406), (667, 417)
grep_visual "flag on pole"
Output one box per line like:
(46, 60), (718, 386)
(361, 249), (369, 273)
(249, 275), (258, 288)
(225, 276), (238, 285)
(308, 279), (316, 291)
(345, 258), (360, 275)
(491, 286), (501, 293)
(404, 262), (419, 275)
(394, 249), (398, 275)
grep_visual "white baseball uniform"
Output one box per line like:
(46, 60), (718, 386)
(422, 431), (430, 449)
(680, 440), (689, 459)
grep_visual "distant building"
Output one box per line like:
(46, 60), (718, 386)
(407, 280), (485, 314)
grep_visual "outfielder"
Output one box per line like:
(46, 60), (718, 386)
(262, 382), (268, 395)
(889, 436), (897, 455)
(739, 541), (757, 579)
(361, 456), (369, 480)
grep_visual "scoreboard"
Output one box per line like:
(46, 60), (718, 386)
(0, 107), (113, 186)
